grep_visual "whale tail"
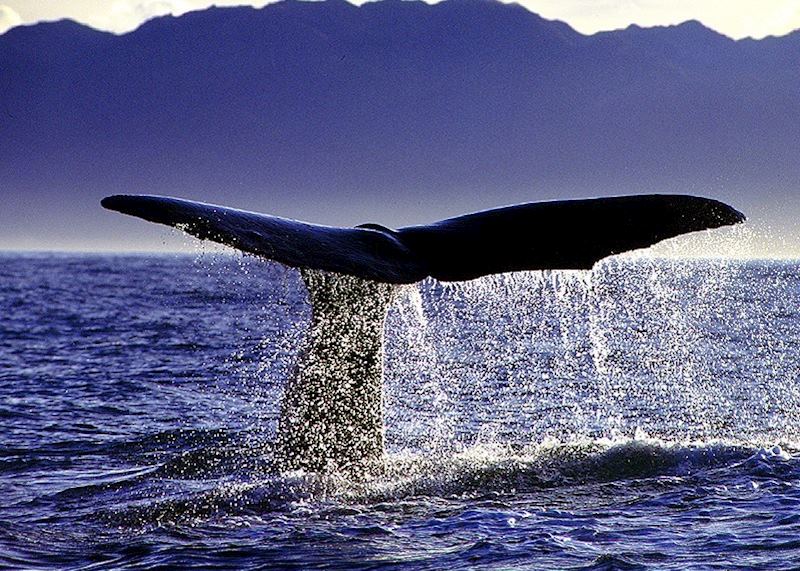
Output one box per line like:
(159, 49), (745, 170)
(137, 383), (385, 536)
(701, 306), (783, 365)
(102, 193), (745, 471)
(101, 194), (744, 284)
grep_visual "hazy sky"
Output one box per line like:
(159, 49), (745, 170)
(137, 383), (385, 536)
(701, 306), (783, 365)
(1, 0), (800, 39)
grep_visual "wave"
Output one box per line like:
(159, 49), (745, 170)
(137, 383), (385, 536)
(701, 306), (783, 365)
(98, 435), (799, 528)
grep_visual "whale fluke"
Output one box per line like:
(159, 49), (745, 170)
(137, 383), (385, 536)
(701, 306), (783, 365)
(101, 194), (426, 284)
(101, 194), (744, 284)
(102, 193), (744, 472)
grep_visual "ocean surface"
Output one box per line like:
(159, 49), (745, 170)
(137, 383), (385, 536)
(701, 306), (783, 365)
(2, 251), (800, 570)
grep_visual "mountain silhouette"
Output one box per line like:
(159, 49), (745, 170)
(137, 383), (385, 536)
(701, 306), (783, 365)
(1, 0), (798, 249)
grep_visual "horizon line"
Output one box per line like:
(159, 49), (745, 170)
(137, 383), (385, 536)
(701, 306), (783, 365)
(2, 248), (798, 263)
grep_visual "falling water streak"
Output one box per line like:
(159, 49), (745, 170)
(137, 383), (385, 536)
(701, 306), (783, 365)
(386, 282), (461, 454)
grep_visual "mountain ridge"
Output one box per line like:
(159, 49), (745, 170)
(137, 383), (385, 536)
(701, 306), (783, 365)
(5, 1), (800, 42)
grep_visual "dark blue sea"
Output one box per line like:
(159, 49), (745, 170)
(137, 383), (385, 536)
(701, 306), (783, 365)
(3, 252), (800, 570)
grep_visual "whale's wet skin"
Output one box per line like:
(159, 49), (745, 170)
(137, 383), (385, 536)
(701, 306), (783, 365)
(3, 253), (800, 569)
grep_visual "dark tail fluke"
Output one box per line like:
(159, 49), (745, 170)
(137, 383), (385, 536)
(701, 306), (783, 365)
(102, 194), (745, 283)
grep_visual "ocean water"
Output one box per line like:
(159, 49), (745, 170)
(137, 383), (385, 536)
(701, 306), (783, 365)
(2, 252), (800, 570)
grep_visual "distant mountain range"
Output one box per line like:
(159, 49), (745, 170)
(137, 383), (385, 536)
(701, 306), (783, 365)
(1, 0), (798, 250)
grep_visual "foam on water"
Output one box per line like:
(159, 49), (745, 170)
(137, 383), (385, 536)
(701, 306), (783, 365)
(88, 434), (800, 533)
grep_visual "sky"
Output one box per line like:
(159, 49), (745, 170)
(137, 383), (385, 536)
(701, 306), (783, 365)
(1, 0), (800, 39)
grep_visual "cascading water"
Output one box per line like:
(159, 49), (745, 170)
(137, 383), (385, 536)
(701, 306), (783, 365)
(384, 252), (800, 454)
